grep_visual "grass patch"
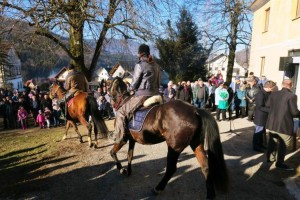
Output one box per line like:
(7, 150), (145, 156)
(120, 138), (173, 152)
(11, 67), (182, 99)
(0, 126), (68, 197)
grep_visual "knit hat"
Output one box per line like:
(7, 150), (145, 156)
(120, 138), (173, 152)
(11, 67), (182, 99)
(138, 44), (150, 56)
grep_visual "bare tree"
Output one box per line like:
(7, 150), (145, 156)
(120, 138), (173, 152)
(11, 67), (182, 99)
(0, 0), (178, 81)
(199, 0), (252, 82)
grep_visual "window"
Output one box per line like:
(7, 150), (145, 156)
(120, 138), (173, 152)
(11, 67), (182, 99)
(297, 0), (300, 18)
(260, 57), (265, 76)
(264, 8), (270, 32)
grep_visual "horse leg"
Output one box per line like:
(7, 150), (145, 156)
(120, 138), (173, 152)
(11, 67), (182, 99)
(110, 141), (128, 176)
(153, 146), (180, 194)
(192, 144), (215, 200)
(127, 139), (136, 176)
(93, 121), (98, 149)
(78, 116), (92, 147)
(62, 120), (71, 141)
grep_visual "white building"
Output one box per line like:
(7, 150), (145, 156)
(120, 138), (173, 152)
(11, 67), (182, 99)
(206, 49), (249, 81)
(0, 44), (23, 90)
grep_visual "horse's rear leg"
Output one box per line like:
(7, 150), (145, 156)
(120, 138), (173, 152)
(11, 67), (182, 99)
(192, 144), (215, 200)
(93, 121), (98, 148)
(153, 146), (180, 194)
(78, 116), (93, 147)
(110, 141), (128, 176)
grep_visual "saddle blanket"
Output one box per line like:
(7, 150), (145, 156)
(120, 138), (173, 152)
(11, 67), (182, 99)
(67, 98), (74, 107)
(128, 106), (157, 131)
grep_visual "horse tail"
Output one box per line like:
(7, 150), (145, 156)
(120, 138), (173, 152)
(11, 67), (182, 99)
(87, 95), (108, 137)
(196, 109), (229, 192)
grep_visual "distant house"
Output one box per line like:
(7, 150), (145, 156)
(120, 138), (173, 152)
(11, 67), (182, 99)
(0, 44), (23, 90)
(95, 67), (111, 82)
(109, 61), (135, 78)
(52, 67), (68, 82)
(206, 49), (249, 81)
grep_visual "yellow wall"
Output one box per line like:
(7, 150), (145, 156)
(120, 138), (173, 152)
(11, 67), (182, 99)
(249, 0), (300, 84)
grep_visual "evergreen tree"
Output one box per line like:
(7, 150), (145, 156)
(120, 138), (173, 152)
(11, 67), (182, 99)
(156, 8), (208, 82)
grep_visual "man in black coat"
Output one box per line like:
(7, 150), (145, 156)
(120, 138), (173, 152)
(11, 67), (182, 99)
(253, 81), (276, 152)
(266, 79), (300, 171)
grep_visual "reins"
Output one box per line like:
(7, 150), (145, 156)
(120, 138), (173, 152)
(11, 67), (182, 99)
(113, 92), (130, 110)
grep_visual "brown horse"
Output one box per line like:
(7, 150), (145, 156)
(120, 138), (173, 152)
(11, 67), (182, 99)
(108, 77), (228, 199)
(49, 82), (108, 148)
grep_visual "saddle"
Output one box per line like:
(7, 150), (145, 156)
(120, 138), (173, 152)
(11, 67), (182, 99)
(128, 95), (163, 131)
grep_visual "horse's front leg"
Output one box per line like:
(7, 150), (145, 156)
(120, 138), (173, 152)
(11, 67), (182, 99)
(62, 120), (71, 141)
(110, 141), (128, 176)
(153, 146), (180, 194)
(127, 139), (136, 176)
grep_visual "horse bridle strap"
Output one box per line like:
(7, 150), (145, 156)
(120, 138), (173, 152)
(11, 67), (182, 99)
(114, 92), (130, 110)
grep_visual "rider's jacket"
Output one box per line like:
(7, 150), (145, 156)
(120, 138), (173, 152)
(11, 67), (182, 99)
(65, 70), (89, 94)
(130, 57), (160, 96)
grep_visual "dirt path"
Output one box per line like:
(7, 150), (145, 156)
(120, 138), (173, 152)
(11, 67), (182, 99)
(2, 118), (300, 200)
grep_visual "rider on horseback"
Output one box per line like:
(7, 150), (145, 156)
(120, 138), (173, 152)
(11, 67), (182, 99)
(111, 44), (161, 143)
(62, 63), (89, 114)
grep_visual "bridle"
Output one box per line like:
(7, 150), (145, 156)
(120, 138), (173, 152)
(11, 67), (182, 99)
(50, 83), (64, 99)
(109, 92), (129, 110)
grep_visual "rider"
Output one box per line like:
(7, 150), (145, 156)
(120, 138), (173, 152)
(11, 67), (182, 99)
(112, 44), (161, 143)
(63, 63), (89, 109)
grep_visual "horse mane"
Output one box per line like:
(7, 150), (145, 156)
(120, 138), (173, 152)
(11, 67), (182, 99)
(111, 77), (129, 95)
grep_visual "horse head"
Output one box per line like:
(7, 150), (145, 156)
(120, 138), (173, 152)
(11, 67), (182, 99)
(108, 77), (129, 110)
(49, 81), (65, 100)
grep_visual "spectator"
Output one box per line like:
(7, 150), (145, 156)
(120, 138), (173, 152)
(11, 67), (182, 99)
(41, 94), (53, 112)
(30, 95), (40, 126)
(52, 97), (61, 127)
(6, 99), (18, 129)
(176, 81), (192, 103)
(164, 81), (176, 102)
(236, 84), (247, 118)
(97, 95), (113, 119)
(36, 110), (45, 129)
(193, 78), (208, 109)
(216, 83), (229, 121)
(252, 80), (276, 152)
(94, 87), (104, 99)
(44, 107), (52, 129)
(265, 79), (300, 171)
(246, 77), (260, 121)
(17, 106), (28, 130)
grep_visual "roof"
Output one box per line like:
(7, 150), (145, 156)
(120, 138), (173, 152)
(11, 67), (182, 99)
(53, 67), (67, 79)
(206, 54), (226, 64)
(251, 0), (270, 12)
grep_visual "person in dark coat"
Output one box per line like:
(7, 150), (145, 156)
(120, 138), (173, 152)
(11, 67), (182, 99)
(265, 79), (300, 171)
(246, 77), (260, 121)
(252, 80), (276, 152)
(176, 81), (192, 103)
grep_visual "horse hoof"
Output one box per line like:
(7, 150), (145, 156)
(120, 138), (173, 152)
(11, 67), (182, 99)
(89, 143), (94, 148)
(120, 168), (128, 176)
(151, 188), (162, 195)
(79, 139), (83, 143)
(93, 144), (98, 149)
(62, 136), (66, 140)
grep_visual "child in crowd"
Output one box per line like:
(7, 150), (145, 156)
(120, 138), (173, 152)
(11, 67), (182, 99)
(17, 106), (28, 130)
(44, 107), (52, 129)
(36, 110), (45, 129)
(236, 84), (247, 118)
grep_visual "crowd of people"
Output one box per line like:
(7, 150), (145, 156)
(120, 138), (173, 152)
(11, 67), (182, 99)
(0, 80), (115, 131)
(162, 71), (267, 122)
(164, 71), (299, 171)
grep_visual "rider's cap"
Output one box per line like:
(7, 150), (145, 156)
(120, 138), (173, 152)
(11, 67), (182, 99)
(138, 44), (150, 56)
